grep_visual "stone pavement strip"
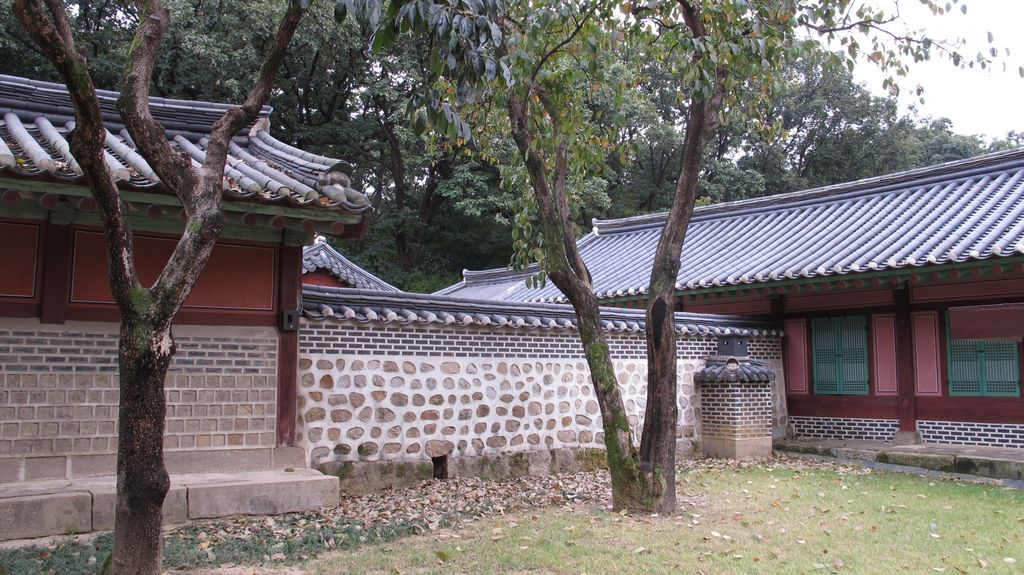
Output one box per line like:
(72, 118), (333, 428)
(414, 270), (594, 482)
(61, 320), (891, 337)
(775, 438), (1024, 486)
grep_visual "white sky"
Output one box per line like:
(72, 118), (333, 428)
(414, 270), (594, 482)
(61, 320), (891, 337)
(851, 0), (1024, 141)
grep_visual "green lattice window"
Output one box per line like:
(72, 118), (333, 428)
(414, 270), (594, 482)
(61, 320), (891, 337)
(946, 330), (1020, 397)
(811, 316), (869, 395)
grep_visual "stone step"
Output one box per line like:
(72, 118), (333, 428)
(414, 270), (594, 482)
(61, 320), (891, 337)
(0, 469), (339, 542)
(775, 438), (1024, 482)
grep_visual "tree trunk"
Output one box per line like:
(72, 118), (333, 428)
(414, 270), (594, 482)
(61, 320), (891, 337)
(630, 0), (730, 515)
(506, 88), (663, 511)
(12, 2), (307, 572)
(112, 318), (174, 574)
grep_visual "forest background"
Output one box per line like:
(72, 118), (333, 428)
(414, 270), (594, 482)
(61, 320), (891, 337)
(4, 0), (1018, 293)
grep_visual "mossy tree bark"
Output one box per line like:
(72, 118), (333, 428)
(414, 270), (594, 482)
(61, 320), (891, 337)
(506, 86), (660, 511)
(637, 1), (728, 514)
(12, 1), (306, 572)
(503, 2), (727, 514)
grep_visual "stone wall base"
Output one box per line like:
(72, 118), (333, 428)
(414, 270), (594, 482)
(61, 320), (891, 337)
(318, 447), (610, 495)
(0, 447), (307, 483)
(700, 437), (773, 460)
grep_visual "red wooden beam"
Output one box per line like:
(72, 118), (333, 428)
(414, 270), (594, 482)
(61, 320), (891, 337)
(39, 193), (60, 210)
(330, 221), (346, 236)
(894, 288), (917, 434)
(39, 222), (72, 325)
(276, 245), (302, 448)
(77, 197), (97, 212)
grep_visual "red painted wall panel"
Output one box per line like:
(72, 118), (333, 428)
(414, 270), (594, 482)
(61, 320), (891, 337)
(0, 221), (40, 298)
(912, 311), (943, 396)
(784, 319), (809, 394)
(71, 231), (277, 310)
(685, 297), (772, 315)
(785, 289), (893, 312)
(788, 394), (899, 419)
(872, 314), (899, 395)
(912, 277), (1024, 303)
(301, 270), (349, 289)
(947, 303), (1024, 339)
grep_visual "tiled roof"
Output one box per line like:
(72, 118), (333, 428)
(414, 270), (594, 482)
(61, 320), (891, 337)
(302, 285), (781, 336)
(439, 148), (1024, 302)
(0, 74), (370, 214)
(695, 358), (776, 383)
(302, 242), (398, 292)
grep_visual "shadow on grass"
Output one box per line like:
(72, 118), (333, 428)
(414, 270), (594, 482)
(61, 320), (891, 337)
(0, 512), (468, 575)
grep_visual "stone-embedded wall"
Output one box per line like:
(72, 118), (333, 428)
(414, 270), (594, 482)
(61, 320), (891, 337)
(297, 320), (787, 472)
(0, 318), (279, 483)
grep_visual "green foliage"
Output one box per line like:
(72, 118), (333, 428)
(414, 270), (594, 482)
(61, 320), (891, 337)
(1, 1), (1012, 292)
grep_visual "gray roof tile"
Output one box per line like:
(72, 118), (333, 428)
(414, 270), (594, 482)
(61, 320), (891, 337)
(302, 242), (398, 292)
(439, 148), (1024, 302)
(0, 74), (370, 215)
(303, 285), (780, 336)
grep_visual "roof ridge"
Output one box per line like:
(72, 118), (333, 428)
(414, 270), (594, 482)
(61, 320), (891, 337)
(302, 285), (778, 332)
(302, 243), (398, 291)
(461, 265), (536, 282)
(0, 74), (272, 135)
(593, 147), (1024, 234)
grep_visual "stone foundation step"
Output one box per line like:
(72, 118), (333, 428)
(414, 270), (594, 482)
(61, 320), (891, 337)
(775, 438), (1024, 482)
(0, 469), (339, 542)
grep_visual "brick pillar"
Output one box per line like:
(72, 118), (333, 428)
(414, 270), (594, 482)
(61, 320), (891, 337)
(696, 336), (776, 459)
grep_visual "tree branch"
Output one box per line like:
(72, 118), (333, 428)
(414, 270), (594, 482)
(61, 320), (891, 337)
(12, 0), (140, 312)
(148, 0), (307, 321)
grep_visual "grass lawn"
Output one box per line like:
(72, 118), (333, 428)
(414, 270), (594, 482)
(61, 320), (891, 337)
(307, 460), (1024, 575)
(2, 458), (1021, 574)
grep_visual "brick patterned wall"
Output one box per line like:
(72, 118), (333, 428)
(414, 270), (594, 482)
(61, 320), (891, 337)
(748, 338), (781, 360)
(0, 319), (279, 465)
(917, 420), (1024, 448)
(790, 416), (899, 441)
(299, 323), (723, 360)
(700, 381), (773, 440)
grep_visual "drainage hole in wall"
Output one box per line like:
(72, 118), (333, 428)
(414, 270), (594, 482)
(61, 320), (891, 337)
(431, 455), (448, 480)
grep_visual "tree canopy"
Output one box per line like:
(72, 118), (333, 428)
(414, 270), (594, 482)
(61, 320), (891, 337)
(3, 0), (1014, 292)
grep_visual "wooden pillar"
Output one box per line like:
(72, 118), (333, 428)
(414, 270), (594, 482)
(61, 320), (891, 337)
(894, 285), (917, 433)
(39, 222), (72, 324)
(770, 294), (785, 323)
(275, 244), (302, 447)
